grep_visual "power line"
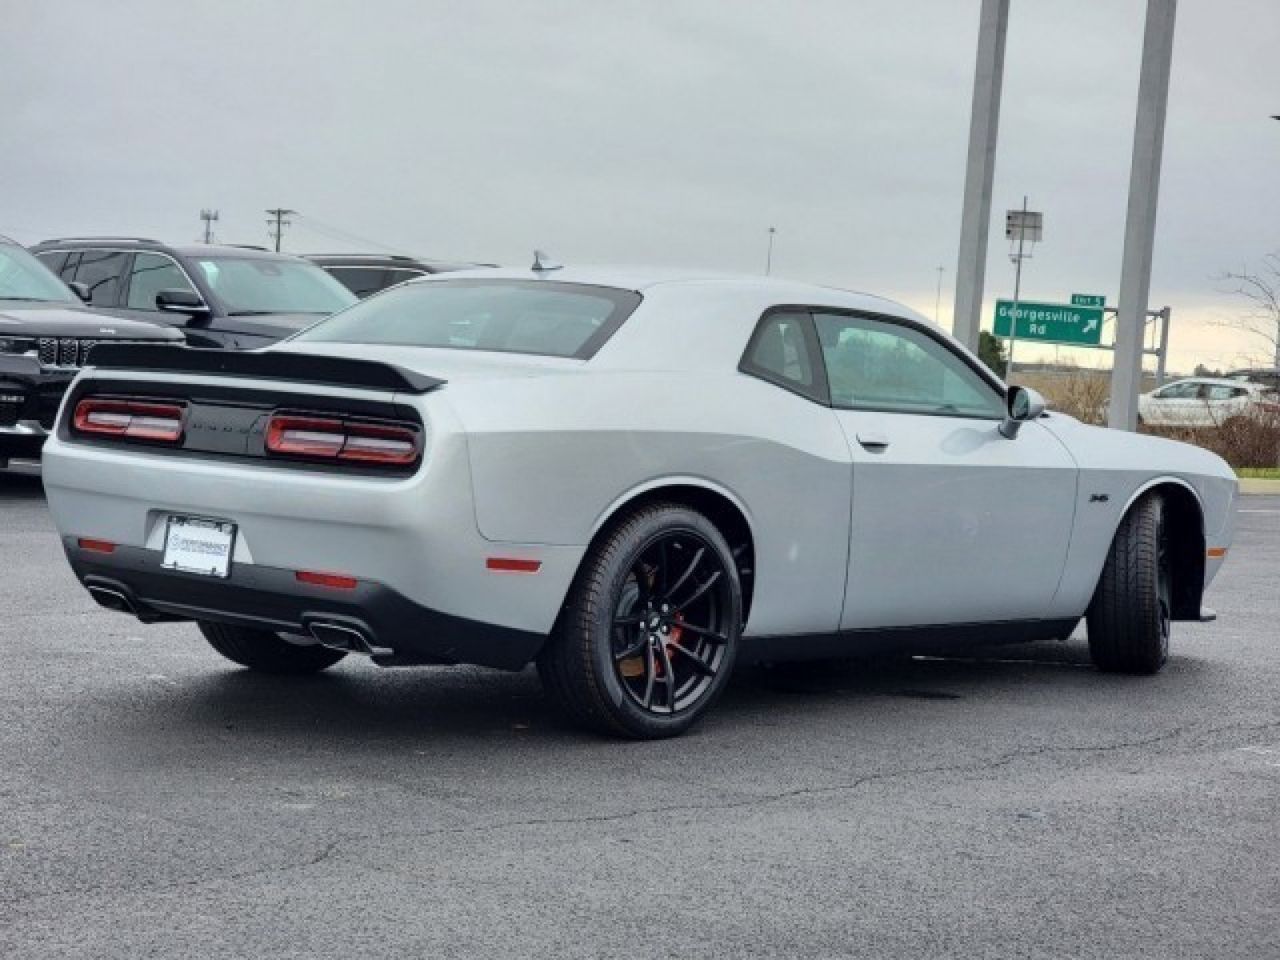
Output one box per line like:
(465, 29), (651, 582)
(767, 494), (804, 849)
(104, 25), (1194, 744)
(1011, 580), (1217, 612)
(265, 208), (296, 252)
(291, 213), (413, 256)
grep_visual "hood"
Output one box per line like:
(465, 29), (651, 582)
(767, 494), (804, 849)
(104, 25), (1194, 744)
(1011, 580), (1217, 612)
(275, 341), (584, 382)
(222, 312), (330, 340)
(0, 302), (182, 341)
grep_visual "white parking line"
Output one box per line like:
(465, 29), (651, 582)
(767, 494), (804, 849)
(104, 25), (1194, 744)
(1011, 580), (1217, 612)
(1238, 509), (1280, 514)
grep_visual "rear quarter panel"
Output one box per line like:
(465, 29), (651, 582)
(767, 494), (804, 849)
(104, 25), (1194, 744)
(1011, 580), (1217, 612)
(454, 370), (853, 637)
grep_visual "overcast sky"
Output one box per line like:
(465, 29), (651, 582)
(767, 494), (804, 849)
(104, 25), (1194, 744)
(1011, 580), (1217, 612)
(4, 0), (1278, 371)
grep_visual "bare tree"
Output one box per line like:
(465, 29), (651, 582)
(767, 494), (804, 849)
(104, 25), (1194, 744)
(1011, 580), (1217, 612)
(1217, 253), (1280, 369)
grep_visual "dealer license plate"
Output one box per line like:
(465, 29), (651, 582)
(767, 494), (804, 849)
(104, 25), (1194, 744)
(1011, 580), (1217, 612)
(162, 516), (236, 578)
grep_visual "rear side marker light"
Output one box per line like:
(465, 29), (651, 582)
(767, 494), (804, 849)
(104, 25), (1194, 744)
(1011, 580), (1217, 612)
(78, 538), (117, 554)
(295, 570), (359, 590)
(73, 397), (186, 443)
(486, 557), (542, 574)
(265, 413), (421, 466)
(1207, 547), (1228, 559)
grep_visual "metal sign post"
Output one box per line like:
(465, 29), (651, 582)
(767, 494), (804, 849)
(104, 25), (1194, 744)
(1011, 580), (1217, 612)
(1003, 199), (1043, 382)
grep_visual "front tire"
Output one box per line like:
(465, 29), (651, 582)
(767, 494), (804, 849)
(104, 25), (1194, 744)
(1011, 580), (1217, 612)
(198, 622), (347, 675)
(538, 504), (742, 739)
(1086, 494), (1171, 674)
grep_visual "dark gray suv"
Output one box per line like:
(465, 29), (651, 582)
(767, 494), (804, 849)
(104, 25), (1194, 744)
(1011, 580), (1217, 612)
(29, 238), (357, 349)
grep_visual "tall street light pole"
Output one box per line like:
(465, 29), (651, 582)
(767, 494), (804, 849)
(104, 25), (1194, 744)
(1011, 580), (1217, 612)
(952, 0), (1009, 353)
(1108, 0), (1176, 431)
(765, 227), (776, 276)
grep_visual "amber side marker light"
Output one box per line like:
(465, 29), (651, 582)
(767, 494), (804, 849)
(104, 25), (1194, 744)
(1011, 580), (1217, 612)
(486, 557), (542, 574)
(1207, 547), (1228, 559)
(295, 570), (359, 590)
(78, 538), (117, 554)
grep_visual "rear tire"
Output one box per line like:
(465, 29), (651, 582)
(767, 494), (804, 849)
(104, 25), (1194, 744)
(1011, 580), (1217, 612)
(1086, 494), (1171, 674)
(538, 504), (742, 739)
(198, 622), (347, 675)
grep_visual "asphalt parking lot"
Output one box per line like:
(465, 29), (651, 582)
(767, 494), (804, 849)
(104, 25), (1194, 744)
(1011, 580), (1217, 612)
(1, 467), (1277, 959)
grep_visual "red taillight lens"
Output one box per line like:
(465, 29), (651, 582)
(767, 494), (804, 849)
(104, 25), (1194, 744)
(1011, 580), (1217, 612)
(73, 398), (186, 443)
(265, 412), (421, 467)
(77, 538), (117, 554)
(265, 415), (347, 458)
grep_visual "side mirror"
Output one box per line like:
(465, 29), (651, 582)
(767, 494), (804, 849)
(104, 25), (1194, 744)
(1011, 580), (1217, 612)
(155, 288), (210, 319)
(68, 281), (91, 303)
(999, 385), (1046, 439)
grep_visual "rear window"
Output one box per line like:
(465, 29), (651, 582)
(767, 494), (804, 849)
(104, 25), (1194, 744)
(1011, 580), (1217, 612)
(296, 280), (641, 359)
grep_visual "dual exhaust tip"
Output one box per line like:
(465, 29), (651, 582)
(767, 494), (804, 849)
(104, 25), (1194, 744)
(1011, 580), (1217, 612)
(86, 582), (392, 660)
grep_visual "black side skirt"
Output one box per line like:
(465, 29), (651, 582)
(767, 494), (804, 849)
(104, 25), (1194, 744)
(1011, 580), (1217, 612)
(741, 618), (1081, 664)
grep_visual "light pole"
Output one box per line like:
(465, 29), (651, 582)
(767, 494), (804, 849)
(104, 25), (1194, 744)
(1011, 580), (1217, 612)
(934, 266), (945, 324)
(1003, 198), (1043, 383)
(765, 227), (776, 276)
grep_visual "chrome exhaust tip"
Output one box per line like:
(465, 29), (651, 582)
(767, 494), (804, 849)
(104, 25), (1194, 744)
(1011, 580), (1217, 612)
(87, 584), (137, 615)
(306, 620), (393, 658)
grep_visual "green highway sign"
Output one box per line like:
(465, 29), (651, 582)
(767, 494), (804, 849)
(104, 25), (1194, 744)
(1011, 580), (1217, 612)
(1070, 293), (1106, 307)
(993, 300), (1104, 345)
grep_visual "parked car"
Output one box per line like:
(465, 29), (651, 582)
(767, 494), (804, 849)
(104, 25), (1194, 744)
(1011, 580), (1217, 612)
(0, 236), (182, 466)
(1224, 367), (1280, 392)
(307, 253), (490, 298)
(42, 265), (1235, 738)
(1138, 377), (1279, 428)
(29, 238), (356, 348)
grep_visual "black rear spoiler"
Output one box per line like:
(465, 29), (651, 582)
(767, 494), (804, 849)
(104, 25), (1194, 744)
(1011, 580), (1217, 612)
(84, 344), (444, 394)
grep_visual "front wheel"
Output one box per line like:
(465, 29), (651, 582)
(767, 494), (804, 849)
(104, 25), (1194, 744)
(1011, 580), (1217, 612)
(1086, 494), (1171, 674)
(538, 504), (742, 739)
(199, 622), (347, 675)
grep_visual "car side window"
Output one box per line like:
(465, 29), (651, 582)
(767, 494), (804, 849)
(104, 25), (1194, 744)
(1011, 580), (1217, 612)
(327, 267), (385, 297)
(813, 312), (1004, 419)
(1156, 382), (1194, 399)
(741, 311), (821, 400)
(126, 253), (196, 310)
(34, 251), (68, 275)
(68, 249), (128, 306)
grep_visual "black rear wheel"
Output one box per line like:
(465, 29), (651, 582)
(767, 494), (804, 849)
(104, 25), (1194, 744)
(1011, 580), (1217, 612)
(538, 504), (742, 738)
(199, 622), (347, 675)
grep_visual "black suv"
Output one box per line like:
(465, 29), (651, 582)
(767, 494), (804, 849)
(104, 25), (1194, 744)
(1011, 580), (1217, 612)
(29, 238), (357, 349)
(307, 253), (486, 298)
(0, 237), (182, 465)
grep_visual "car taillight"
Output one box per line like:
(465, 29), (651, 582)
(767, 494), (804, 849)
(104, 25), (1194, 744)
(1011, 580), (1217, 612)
(73, 397), (186, 443)
(265, 412), (421, 467)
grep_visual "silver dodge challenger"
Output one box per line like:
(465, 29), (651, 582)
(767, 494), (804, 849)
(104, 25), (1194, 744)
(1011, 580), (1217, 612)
(41, 263), (1237, 738)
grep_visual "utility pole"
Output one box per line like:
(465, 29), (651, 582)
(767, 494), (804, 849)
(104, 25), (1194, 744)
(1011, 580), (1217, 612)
(265, 208), (296, 252)
(952, 0), (1009, 353)
(765, 227), (776, 276)
(199, 209), (219, 244)
(1108, 0), (1176, 431)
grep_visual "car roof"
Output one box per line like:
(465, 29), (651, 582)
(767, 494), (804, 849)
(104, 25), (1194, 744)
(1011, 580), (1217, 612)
(410, 263), (921, 319)
(29, 238), (310, 262)
(1165, 376), (1264, 388)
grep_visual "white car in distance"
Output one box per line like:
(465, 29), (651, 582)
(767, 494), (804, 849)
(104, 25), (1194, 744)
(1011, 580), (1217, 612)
(1138, 377), (1279, 428)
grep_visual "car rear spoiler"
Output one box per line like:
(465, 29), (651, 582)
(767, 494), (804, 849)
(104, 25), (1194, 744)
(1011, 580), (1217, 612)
(85, 344), (444, 394)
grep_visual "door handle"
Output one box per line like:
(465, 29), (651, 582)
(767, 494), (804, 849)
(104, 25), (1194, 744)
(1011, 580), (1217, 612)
(856, 431), (890, 451)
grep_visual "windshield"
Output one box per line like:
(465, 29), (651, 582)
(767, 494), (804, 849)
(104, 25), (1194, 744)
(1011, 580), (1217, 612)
(296, 280), (641, 359)
(195, 257), (357, 316)
(0, 244), (77, 303)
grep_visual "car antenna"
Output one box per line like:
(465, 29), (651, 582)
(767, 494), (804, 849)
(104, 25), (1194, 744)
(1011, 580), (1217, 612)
(531, 250), (562, 273)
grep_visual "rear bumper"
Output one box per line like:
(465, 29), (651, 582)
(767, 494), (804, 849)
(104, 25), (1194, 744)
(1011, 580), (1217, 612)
(66, 539), (545, 670)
